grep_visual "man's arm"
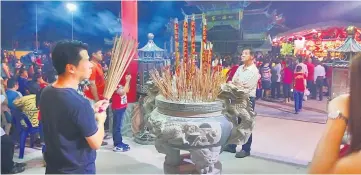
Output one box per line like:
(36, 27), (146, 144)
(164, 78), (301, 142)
(89, 81), (99, 101)
(85, 113), (106, 150)
(76, 100), (108, 150)
(89, 65), (99, 101)
(233, 69), (259, 94)
(117, 75), (131, 95)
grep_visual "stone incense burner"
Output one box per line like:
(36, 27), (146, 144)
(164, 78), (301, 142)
(147, 83), (256, 174)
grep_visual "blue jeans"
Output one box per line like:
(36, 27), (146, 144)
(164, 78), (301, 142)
(112, 108), (126, 147)
(293, 91), (304, 112)
(228, 97), (255, 153)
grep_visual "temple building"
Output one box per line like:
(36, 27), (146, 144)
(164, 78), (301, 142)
(166, 1), (286, 56)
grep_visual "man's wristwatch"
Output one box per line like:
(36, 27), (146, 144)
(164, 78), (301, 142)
(328, 110), (348, 124)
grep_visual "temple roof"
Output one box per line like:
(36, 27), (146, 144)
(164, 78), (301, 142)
(178, 1), (284, 33)
(242, 13), (272, 33)
(138, 33), (165, 52)
(329, 36), (361, 53)
(185, 1), (250, 11)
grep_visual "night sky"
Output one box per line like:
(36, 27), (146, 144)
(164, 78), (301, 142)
(1, 1), (360, 50)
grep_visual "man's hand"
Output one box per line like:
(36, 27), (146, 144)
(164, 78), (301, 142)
(93, 99), (109, 113)
(125, 74), (131, 83)
(233, 81), (246, 87)
(116, 86), (125, 95)
(95, 112), (107, 124)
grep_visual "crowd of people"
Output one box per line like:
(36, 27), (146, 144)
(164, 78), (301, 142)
(1, 40), (360, 174)
(0, 45), (119, 174)
(214, 52), (332, 114)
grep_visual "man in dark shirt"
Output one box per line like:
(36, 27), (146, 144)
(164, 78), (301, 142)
(17, 69), (30, 96)
(40, 40), (109, 174)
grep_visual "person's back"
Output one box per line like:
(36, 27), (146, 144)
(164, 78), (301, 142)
(283, 66), (293, 84)
(40, 86), (97, 174)
(5, 90), (20, 109)
(5, 78), (22, 109)
(260, 66), (271, 82)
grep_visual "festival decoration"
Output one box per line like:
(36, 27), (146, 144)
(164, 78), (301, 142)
(280, 43), (294, 56)
(190, 14), (196, 74)
(103, 35), (138, 100)
(200, 14), (207, 72)
(174, 18), (180, 73)
(183, 16), (189, 64)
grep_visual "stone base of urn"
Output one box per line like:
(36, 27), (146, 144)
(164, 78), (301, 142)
(134, 130), (155, 145)
(147, 84), (256, 174)
(162, 150), (223, 174)
(148, 96), (233, 174)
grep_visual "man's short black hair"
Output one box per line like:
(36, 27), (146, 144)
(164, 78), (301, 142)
(90, 48), (102, 55)
(51, 40), (88, 75)
(7, 78), (18, 89)
(243, 47), (254, 57)
(231, 56), (240, 65)
(298, 57), (303, 63)
(296, 65), (302, 72)
(19, 68), (27, 75)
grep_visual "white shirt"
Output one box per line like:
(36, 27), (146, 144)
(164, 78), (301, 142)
(1, 95), (6, 136)
(0, 127), (5, 136)
(232, 64), (260, 97)
(295, 62), (308, 76)
(274, 63), (282, 82)
(314, 65), (326, 81)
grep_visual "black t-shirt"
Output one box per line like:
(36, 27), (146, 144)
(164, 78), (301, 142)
(40, 86), (98, 174)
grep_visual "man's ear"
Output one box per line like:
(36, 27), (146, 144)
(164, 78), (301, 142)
(66, 64), (76, 74)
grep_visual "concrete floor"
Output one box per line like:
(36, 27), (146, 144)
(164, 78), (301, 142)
(19, 137), (308, 174)
(15, 100), (327, 174)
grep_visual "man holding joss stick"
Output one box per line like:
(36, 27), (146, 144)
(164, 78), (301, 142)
(40, 41), (109, 174)
(84, 49), (109, 145)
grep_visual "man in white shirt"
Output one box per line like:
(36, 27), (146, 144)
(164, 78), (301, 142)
(314, 61), (326, 101)
(224, 48), (259, 158)
(295, 57), (308, 76)
(1, 94), (26, 174)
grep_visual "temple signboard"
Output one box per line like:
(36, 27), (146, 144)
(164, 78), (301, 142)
(206, 9), (243, 30)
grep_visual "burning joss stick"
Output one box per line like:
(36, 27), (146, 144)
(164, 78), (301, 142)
(103, 35), (138, 100)
(174, 18), (180, 74)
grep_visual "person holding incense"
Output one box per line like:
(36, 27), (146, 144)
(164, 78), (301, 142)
(224, 48), (260, 159)
(40, 41), (109, 174)
(84, 49), (109, 145)
(84, 49), (105, 103)
(111, 74), (131, 152)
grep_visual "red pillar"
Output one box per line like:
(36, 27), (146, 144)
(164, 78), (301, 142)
(121, 0), (138, 103)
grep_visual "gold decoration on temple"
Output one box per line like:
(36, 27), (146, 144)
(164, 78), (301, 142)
(346, 26), (356, 36)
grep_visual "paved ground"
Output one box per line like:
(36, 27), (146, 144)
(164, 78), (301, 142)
(14, 99), (329, 174)
(18, 137), (308, 174)
(257, 98), (328, 114)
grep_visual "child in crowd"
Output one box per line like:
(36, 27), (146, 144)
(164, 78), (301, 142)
(293, 65), (307, 114)
(260, 60), (271, 99)
(111, 74), (131, 152)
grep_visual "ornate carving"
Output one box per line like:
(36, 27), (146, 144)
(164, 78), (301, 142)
(133, 81), (159, 144)
(143, 81), (159, 115)
(218, 83), (257, 145)
(148, 113), (222, 147)
(155, 96), (223, 114)
(147, 86), (255, 174)
(190, 146), (222, 174)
